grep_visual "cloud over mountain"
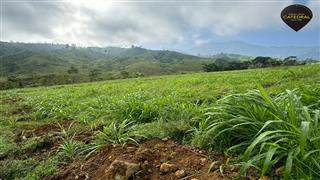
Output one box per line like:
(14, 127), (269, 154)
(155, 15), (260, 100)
(4, 0), (317, 48)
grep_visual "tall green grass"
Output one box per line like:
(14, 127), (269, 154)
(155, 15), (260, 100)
(192, 85), (320, 178)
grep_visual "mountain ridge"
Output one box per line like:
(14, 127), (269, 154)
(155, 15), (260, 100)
(186, 41), (319, 59)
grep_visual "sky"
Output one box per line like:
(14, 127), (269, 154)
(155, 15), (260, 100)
(1, 0), (319, 50)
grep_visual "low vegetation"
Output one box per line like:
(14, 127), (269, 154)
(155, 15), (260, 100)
(0, 64), (319, 179)
(202, 56), (314, 72)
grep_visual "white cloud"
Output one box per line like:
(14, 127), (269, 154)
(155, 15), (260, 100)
(4, 0), (317, 47)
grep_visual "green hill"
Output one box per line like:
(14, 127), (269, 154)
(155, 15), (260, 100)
(0, 42), (209, 76)
(1, 42), (313, 90)
(0, 42), (215, 89)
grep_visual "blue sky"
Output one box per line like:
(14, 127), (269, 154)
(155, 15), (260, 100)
(238, 28), (319, 47)
(2, 0), (319, 49)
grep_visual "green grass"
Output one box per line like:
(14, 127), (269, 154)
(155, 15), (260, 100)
(1, 64), (320, 179)
(191, 86), (320, 178)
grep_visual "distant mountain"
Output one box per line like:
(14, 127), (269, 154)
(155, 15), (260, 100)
(0, 42), (212, 81)
(187, 41), (320, 60)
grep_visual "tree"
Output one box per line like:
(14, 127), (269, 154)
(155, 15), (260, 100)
(202, 63), (219, 72)
(120, 71), (130, 78)
(252, 56), (272, 68)
(67, 66), (79, 74)
(7, 63), (19, 72)
(7, 75), (17, 82)
(89, 69), (102, 81)
(269, 58), (282, 66)
(283, 56), (299, 66)
(132, 72), (144, 78)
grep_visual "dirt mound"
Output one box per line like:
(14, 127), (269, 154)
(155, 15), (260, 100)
(49, 139), (245, 180)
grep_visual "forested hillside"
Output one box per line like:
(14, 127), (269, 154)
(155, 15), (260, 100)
(0, 42), (317, 90)
(0, 42), (214, 89)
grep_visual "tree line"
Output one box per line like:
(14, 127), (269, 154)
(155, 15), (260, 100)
(0, 66), (146, 90)
(202, 56), (315, 72)
(1, 56), (318, 90)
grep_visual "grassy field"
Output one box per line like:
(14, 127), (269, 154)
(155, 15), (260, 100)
(1, 64), (320, 179)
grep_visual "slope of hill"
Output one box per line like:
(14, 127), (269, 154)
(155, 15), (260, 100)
(0, 42), (210, 77)
(1, 41), (316, 90)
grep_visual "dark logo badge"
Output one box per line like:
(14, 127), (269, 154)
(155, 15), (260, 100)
(281, 4), (313, 31)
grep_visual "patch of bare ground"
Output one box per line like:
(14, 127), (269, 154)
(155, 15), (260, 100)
(48, 138), (258, 180)
(14, 120), (94, 160)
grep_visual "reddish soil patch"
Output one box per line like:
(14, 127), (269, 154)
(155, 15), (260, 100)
(33, 120), (74, 136)
(73, 131), (94, 144)
(15, 120), (94, 144)
(48, 139), (248, 180)
(14, 120), (73, 144)
(14, 121), (94, 160)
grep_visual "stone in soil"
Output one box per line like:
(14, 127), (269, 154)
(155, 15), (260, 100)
(102, 160), (140, 180)
(175, 169), (186, 178)
(159, 162), (177, 173)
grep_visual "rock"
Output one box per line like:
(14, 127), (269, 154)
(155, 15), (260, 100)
(141, 160), (149, 170)
(161, 137), (169, 141)
(191, 178), (199, 180)
(175, 170), (186, 178)
(159, 162), (177, 173)
(127, 147), (136, 152)
(136, 148), (153, 161)
(200, 158), (207, 165)
(103, 160), (140, 180)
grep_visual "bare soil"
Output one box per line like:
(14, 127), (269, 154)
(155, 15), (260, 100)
(11, 121), (260, 179)
(48, 139), (251, 180)
(14, 121), (94, 160)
